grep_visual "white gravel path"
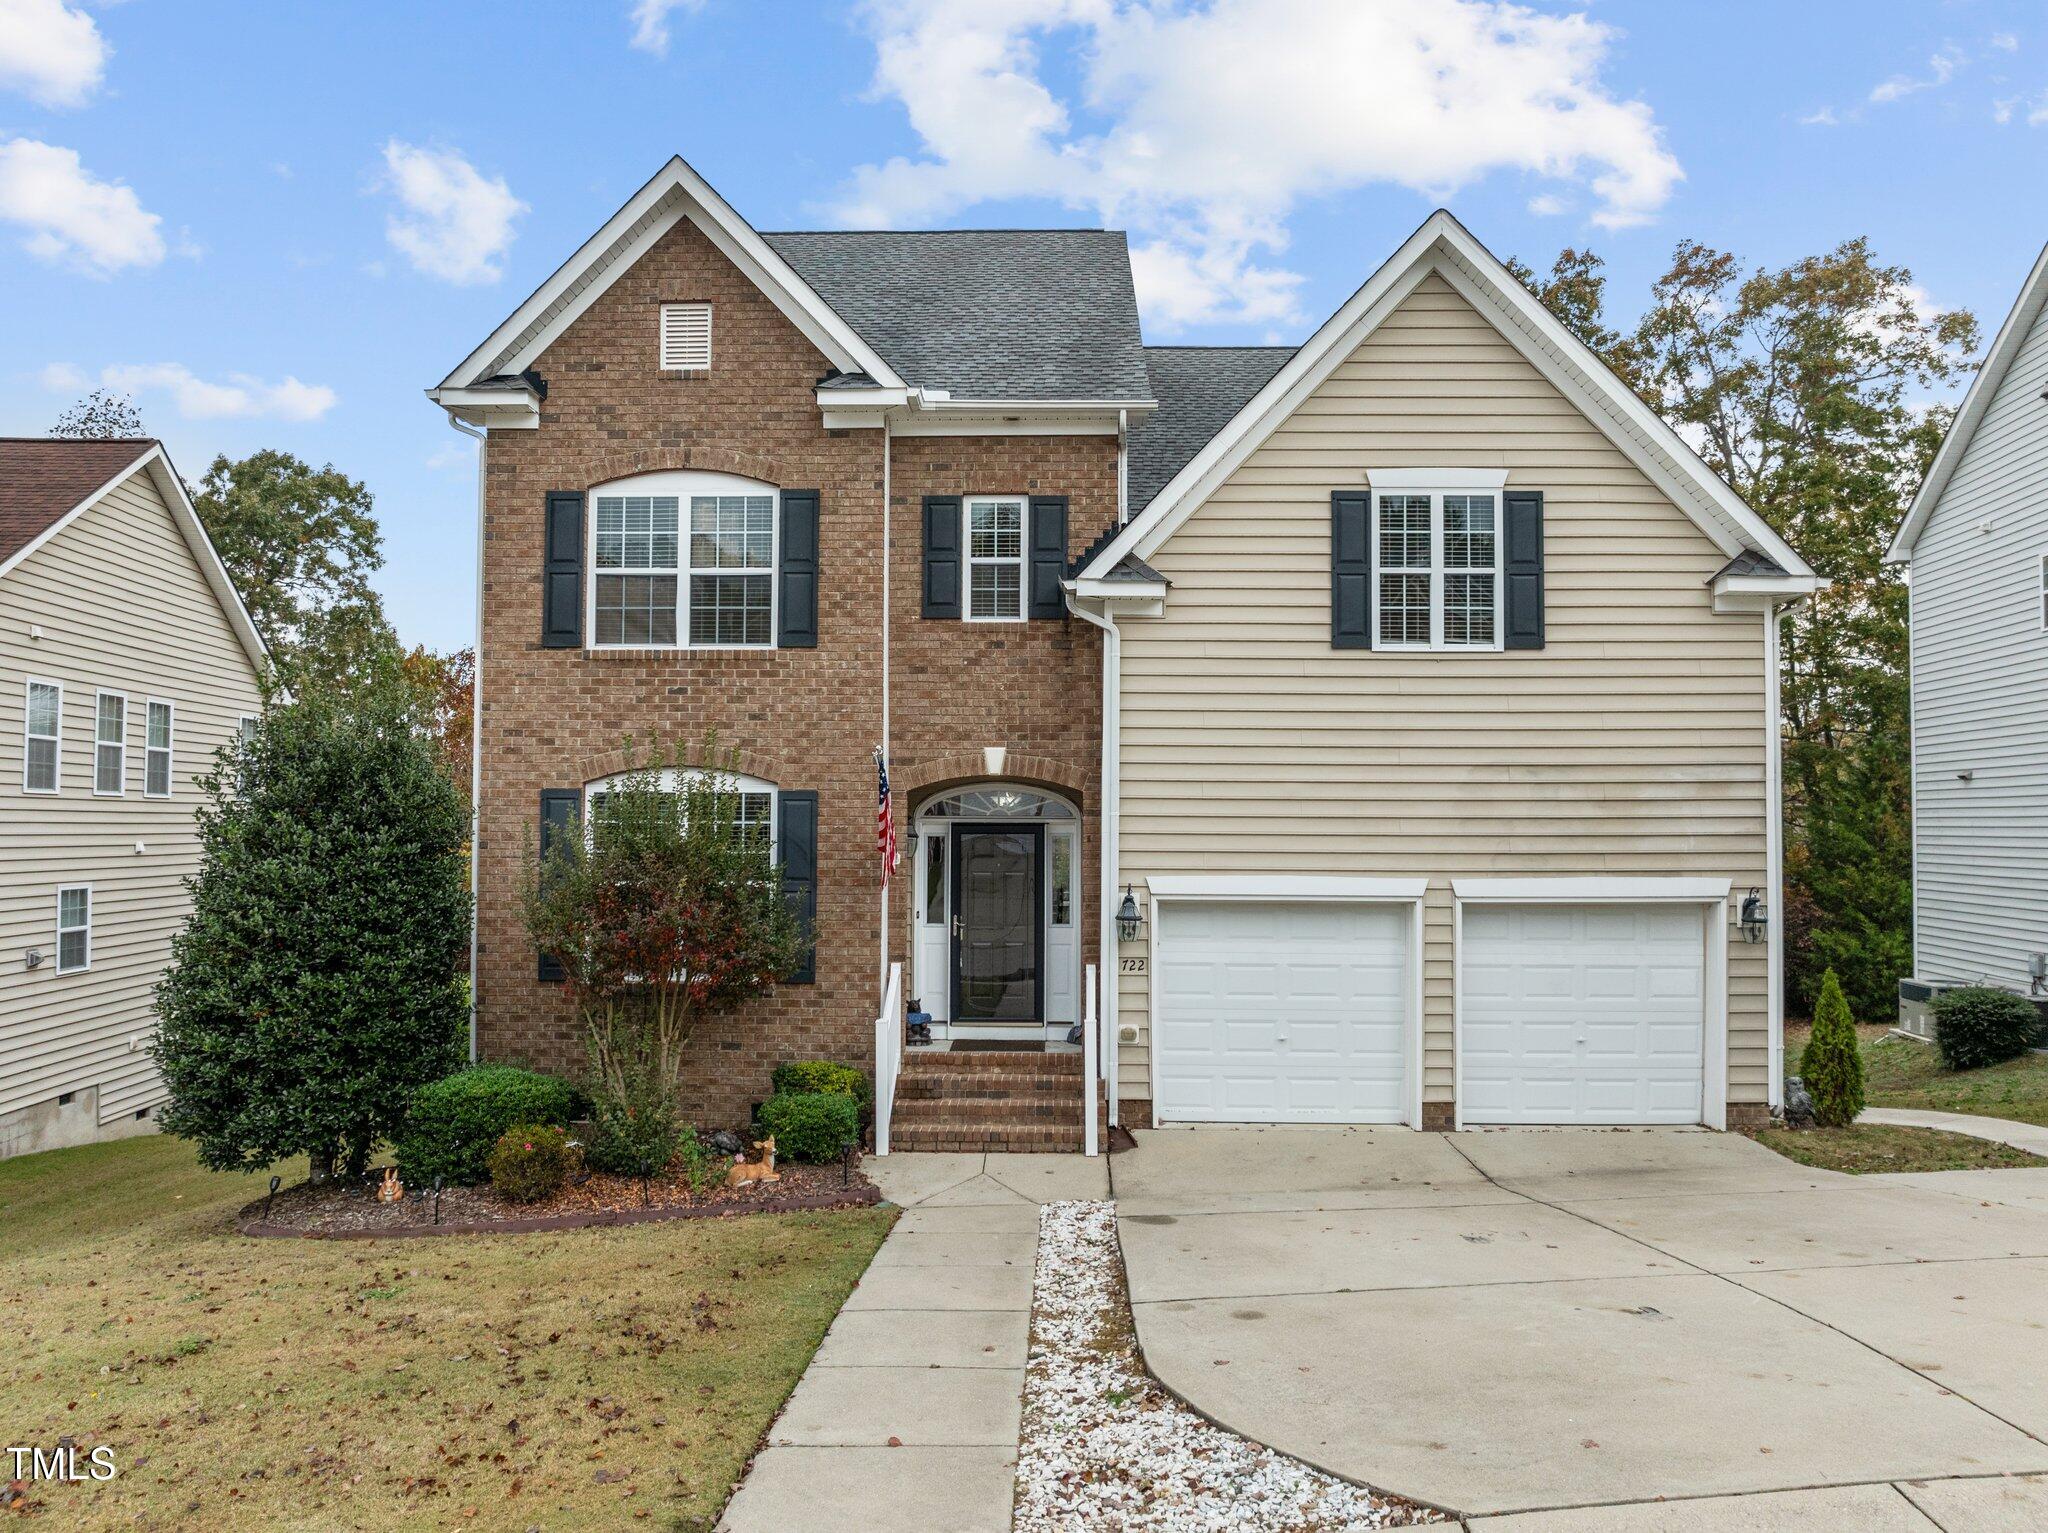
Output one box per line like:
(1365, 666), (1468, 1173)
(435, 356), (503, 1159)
(1015, 1200), (1443, 1531)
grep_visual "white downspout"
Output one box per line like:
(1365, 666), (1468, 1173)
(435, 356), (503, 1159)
(449, 414), (486, 1064)
(1068, 595), (1120, 1126)
(1765, 599), (1785, 1111)
(879, 417), (893, 1004)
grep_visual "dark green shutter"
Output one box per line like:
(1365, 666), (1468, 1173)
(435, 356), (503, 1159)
(1503, 489), (1545, 650)
(921, 496), (961, 618)
(778, 790), (818, 984)
(536, 788), (581, 980)
(542, 491), (584, 648)
(1028, 496), (1068, 619)
(1331, 490), (1372, 649)
(778, 489), (820, 648)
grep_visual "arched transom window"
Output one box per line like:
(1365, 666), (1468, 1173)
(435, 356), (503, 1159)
(584, 768), (778, 854)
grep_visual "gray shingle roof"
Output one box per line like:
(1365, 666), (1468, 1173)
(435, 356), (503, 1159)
(762, 230), (1153, 403)
(1713, 549), (1791, 580)
(1125, 346), (1296, 514)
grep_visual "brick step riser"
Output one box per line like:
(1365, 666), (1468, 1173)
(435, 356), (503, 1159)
(900, 1052), (1085, 1069)
(887, 1132), (1087, 1152)
(896, 1080), (1082, 1099)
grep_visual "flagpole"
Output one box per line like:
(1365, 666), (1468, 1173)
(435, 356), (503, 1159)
(878, 419), (892, 1007)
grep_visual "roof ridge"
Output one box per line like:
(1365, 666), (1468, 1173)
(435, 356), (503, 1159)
(0, 435), (157, 444)
(1144, 344), (1299, 352)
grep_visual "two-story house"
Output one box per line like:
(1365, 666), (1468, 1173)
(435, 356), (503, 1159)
(433, 158), (1816, 1148)
(1, 438), (267, 1158)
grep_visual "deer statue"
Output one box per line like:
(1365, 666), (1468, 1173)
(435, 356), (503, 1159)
(726, 1135), (781, 1188)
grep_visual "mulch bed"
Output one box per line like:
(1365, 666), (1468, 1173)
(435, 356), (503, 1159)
(240, 1156), (880, 1240)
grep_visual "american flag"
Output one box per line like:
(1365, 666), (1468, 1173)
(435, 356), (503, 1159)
(875, 747), (899, 883)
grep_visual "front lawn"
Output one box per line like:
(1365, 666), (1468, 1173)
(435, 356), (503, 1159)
(0, 1133), (892, 1531)
(1787, 1021), (2048, 1129)
(1752, 1122), (2045, 1174)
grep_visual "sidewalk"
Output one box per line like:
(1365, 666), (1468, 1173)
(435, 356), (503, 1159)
(1861, 1106), (2048, 1157)
(717, 1152), (1109, 1533)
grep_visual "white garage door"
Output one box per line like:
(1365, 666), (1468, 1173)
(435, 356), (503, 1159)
(1155, 901), (1409, 1124)
(1461, 903), (1705, 1124)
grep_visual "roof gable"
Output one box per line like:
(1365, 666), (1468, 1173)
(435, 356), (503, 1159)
(1889, 240), (2048, 562)
(1079, 210), (1813, 584)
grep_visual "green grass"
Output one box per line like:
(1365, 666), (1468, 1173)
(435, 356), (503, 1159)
(0, 1133), (893, 1531)
(1788, 1022), (2048, 1129)
(1752, 1122), (2044, 1174)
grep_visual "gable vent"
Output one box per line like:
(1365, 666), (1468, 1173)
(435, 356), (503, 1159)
(660, 302), (712, 371)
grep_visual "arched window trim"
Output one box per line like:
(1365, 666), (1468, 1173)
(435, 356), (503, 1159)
(586, 469), (779, 651)
(914, 783), (1077, 825)
(584, 767), (779, 856)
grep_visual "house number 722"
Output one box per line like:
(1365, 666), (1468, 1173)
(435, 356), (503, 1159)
(1119, 956), (1147, 974)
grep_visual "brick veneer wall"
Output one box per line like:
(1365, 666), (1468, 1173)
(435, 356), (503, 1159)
(474, 214), (1112, 1129)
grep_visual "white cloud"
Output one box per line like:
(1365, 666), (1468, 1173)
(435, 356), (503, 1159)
(89, 362), (337, 422)
(1991, 32), (2018, 53)
(378, 140), (526, 285)
(1799, 107), (1838, 127)
(837, 0), (1683, 330)
(38, 360), (87, 391)
(2031, 95), (2048, 127)
(0, 0), (107, 108)
(1527, 193), (1570, 215)
(627, 0), (704, 56)
(0, 137), (163, 274)
(1994, 96), (2017, 124)
(1870, 46), (1962, 104)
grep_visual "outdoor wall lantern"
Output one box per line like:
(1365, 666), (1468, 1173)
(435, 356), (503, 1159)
(1117, 885), (1145, 943)
(1739, 887), (1768, 945)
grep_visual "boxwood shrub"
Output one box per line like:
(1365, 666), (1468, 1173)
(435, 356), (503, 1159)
(488, 1123), (581, 1203)
(1933, 986), (2043, 1071)
(395, 1066), (584, 1186)
(757, 1091), (860, 1162)
(769, 1060), (873, 1113)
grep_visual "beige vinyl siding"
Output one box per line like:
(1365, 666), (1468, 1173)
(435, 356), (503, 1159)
(0, 469), (264, 1126)
(1116, 273), (1769, 1110)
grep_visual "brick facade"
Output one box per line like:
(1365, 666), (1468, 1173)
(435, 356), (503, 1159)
(474, 216), (1108, 1129)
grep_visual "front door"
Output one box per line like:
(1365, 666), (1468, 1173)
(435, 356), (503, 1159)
(950, 824), (1043, 1022)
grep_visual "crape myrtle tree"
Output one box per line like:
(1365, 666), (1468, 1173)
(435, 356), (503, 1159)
(1511, 241), (1979, 1020)
(153, 667), (470, 1182)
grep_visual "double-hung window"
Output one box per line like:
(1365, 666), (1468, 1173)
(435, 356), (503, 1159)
(965, 496), (1025, 621)
(94, 691), (126, 795)
(145, 700), (174, 797)
(591, 474), (776, 648)
(24, 679), (60, 793)
(57, 886), (91, 973)
(1372, 486), (1502, 650)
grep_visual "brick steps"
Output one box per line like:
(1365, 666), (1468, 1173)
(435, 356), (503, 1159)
(885, 1047), (1105, 1154)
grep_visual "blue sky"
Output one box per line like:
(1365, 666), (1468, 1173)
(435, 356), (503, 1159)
(3, 0), (2045, 653)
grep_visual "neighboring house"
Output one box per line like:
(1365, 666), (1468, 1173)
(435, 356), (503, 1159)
(434, 158), (1816, 1148)
(1887, 242), (2048, 1039)
(0, 439), (267, 1159)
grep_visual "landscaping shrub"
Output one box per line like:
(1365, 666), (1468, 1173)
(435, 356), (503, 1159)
(584, 1065), (686, 1176)
(395, 1066), (584, 1187)
(487, 1124), (581, 1203)
(1933, 986), (2042, 1071)
(757, 1092), (860, 1162)
(1800, 967), (1865, 1128)
(770, 1060), (873, 1113)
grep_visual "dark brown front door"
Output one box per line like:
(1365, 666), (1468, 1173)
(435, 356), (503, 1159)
(950, 824), (1043, 1022)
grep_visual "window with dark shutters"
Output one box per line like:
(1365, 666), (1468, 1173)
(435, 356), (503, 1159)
(542, 492), (585, 648)
(1028, 496), (1068, 619)
(1330, 490), (1372, 648)
(536, 788), (581, 980)
(778, 489), (820, 648)
(922, 496), (962, 619)
(1503, 489), (1545, 649)
(777, 791), (818, 983)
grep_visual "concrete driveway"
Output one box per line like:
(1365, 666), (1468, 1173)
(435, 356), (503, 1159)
(1116, 1126), (2048, 1524)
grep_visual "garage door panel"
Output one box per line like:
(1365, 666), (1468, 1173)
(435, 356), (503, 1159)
(1157, 901), (1410, 1125)
(1462, 902), (1705, 1126)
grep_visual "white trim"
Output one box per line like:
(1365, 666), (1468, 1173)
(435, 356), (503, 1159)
(1713, 570), (1824, 613)
(963, 495), (1027, 623)
(92, 689), (126, 797)
(1764, 603), (1787, 1111)
(1366, 467), (1510, 491)
(1078, 209), (1812, 583)
(1890, 239), (2048, 562)
(55, 884), (92, 974)
(585, 470), (778, 651)
(886, 412), (1130, 438)
(22, 676), (61, 795)
(435, 156), (902, 393)
(143, 696), (174, 799)
(0, 445), (269, 675)
(1452, 876), (1732, 902)
(1146, 874), (1428, 901)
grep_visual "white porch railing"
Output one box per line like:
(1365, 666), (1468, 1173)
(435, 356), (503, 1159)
(873, 962), (903, 1156)
(1083, 961), (1100, 1157)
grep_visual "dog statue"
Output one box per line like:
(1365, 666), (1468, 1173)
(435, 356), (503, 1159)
(726, 1135), (781, 1188)
(375, 1167), (404, 1203)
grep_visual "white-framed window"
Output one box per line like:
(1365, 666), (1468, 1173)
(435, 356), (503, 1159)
(56, 886), (91, 974)
(144, 699), (174, 798)
(584, 768), (777, 856)
(659, 302), (712, 371)
(239, 713), (260, 749)
(965, 496), (1026, 621)
(24, 678), (60, 794)
(93, 690), (126, 795)
(590, 472), (776, 649)
(1370, 487), (1503, 650)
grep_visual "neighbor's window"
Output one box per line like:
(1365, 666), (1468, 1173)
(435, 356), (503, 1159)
(1373, 490), (1501, 650)
(145, 700), (174, 798)
(93, 691), (125, 795)
(592, 474), (775, 649)
(660, 302), (712, 371)
(56, 886), (90, 973)
(239, 714), (260, 749)
(24, 679), (60, 794)
(966, 497), (1025, 621)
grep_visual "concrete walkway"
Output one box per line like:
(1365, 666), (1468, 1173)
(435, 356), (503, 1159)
(1863, 1105), (2048, 1157)
(717, 1152), (1108, 1533)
